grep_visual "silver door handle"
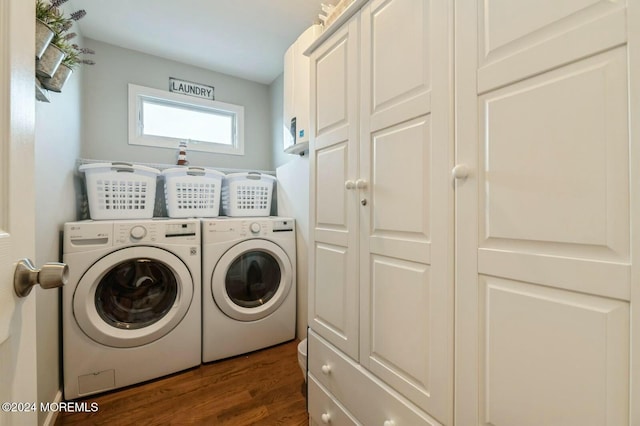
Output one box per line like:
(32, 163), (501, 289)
(14, 258), (68, 297)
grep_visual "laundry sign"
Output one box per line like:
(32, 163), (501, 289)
(169, 77), (215, 100)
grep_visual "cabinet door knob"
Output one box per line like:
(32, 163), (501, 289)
(321, 412), (331, 423)
(355, 179), (368, 189)
(345, 180), (356, 190)
(321, 364), (332, 375)
(452, 164), (470, 180)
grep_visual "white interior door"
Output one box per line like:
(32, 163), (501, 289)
(455, 1), (637, 424)
(0, 1), (38, 425)
(358, 0), (453, 423)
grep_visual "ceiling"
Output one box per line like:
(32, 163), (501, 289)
(69, 0), (329, 85)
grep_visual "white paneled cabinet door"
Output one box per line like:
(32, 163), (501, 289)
(309, 16), (360, 360)
(455, 1), (637, 425)
(359, 0), (453, 424)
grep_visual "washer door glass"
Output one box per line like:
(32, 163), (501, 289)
(96, 259), (178, 329)
(74, 247), (193, 348)
(212, 239), (292, 322)
(225, 251), (281, 308)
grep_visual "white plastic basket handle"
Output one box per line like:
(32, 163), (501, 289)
(186, 167), (206, 176)
(246, 172), (262, 180)
(110, 162), (135, 173)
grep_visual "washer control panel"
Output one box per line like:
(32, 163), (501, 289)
(64, 219), (200, 253)
(113, 220), (198, 245)
(165, 222), (197, 237)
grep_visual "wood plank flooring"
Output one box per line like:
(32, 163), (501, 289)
(55, 340), (308, 425)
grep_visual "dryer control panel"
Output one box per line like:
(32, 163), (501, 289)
(202, 217), (295, 243)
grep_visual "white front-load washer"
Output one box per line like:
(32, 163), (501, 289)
(62, 219), (201, 400)
(201, 217), (296, 363)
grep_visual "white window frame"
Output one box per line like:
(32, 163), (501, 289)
(128, 83), (245, 155)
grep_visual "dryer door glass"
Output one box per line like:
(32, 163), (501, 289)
(95, 259), (178, 329)
(225, 251), (281, 308)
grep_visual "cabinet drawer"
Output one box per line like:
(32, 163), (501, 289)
(309, 375), (360, 426)
(308, 330), (441, 426)
(308, 329), (360, 402)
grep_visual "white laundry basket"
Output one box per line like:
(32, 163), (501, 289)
(80, 162), (160, 220)
(221, 172), (276, 217)
(162, 167), (225, 218)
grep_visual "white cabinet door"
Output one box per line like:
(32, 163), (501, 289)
(455, 1), (636, 424)
(309, 16), (361, 360)
(358, 0), (453, 423)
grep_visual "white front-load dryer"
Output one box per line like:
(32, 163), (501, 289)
(62, 219), (201, 400)
(201, 217), (296, 363)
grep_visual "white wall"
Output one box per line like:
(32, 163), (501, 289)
(34, 39), (83, 425)
(80, 38), (273, 170)
(276, 157), (310, 340)
(271, 73), (290, 169)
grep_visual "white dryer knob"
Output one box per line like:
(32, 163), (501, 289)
(250, 222), (261, 234)
(130, 226), (147, 239)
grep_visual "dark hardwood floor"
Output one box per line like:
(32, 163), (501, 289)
(55, 340), (308, 425)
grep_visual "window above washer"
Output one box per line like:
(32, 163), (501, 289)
(128, 84), (245, 155)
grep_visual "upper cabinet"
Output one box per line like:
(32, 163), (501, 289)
(283, 24), (322, 155)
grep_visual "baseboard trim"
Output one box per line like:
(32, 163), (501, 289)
(42, 389), (62, 426)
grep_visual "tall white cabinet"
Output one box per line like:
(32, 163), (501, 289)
(308, 0), (454, 424)
(307, 0), (639, 425)
(455, 1), (638, 425)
